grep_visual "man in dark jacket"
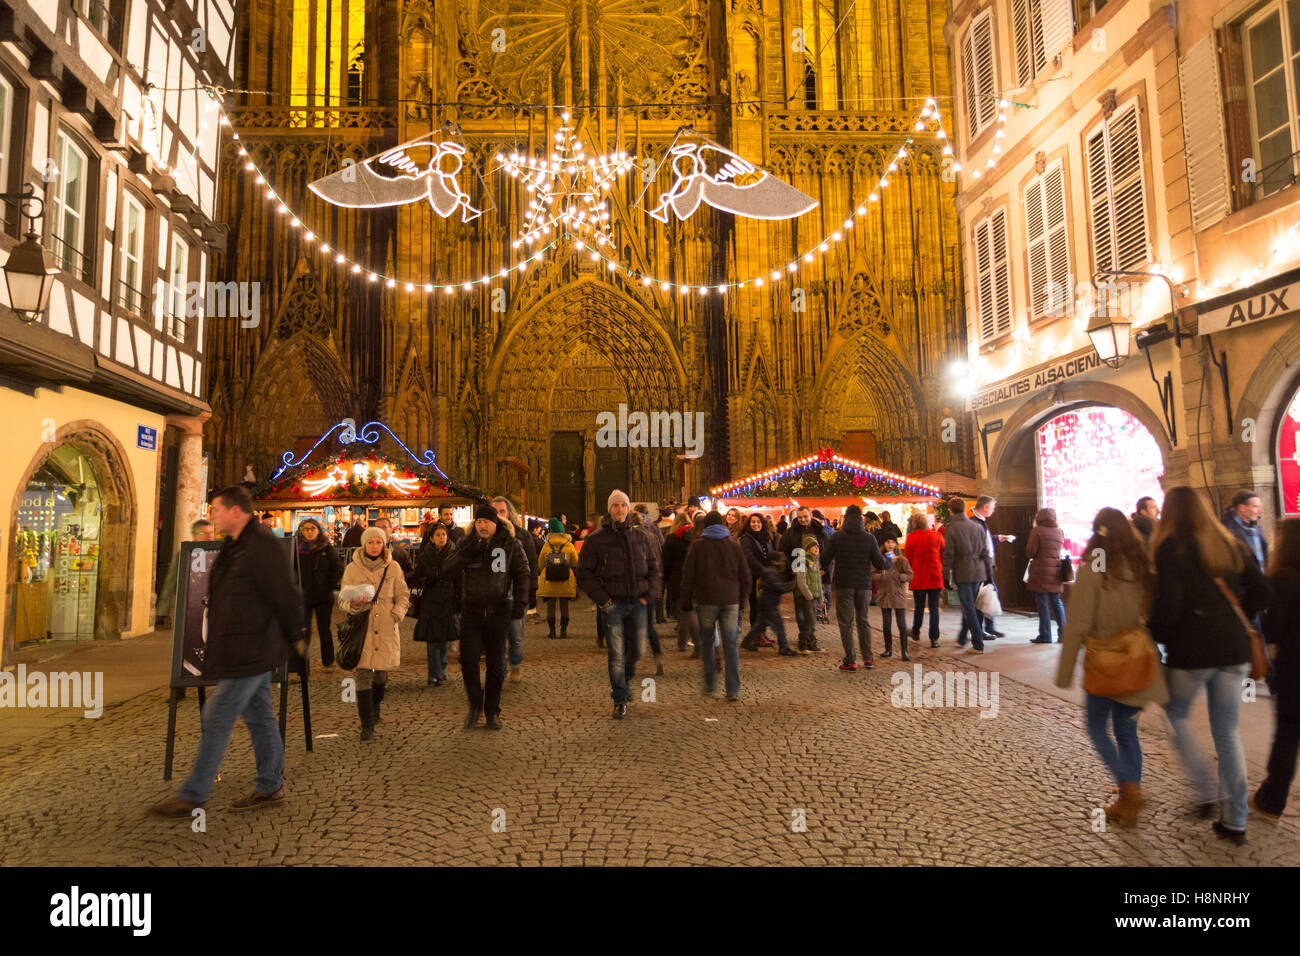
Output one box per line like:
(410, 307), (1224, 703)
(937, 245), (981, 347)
(681, 512), (752, 699)
(1223, 489), (1269, 573)
(446, 502), (530, 729)
(437, 504), (466, 544)
(779, 506), (830, 557)
(492, 496), (538, 682)
(1132, 496), (1159, 544)
(341, 515), (366, 549)
(577, 490), (662, 719)
(633, 506), (669, 674)
(874, 511), (903, 545)
(941, 498), (993, 654)
(966, 495), (1008, 638)
(152, 486), (303, 818)
(820, 504), (886, 670)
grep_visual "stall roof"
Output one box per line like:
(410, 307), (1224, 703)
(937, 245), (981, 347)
(711, 451), (942, 501)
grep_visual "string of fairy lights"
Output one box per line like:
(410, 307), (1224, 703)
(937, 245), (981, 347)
(164, 85), (1300, 361)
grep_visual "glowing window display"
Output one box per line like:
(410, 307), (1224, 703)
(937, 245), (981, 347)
(1278, 385), (1300, 516)
(1036, 406), (1164, 559)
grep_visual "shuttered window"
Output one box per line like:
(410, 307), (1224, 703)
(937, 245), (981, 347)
(1025, 160), (1071, 319)
(974, 209), (1012, 342)
(1012, 0), (1074, 85)
(1086, 101), (1149, 274)
(1178, 34), (1230, 227)
(963, 10), (998, 140)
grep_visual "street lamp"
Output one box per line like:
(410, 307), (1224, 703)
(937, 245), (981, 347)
(1085, 307), (1132, 369)
(0, 184), (57, 323)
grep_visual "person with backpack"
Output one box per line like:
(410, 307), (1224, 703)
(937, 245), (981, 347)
(446, 503), (531, 730)
(679, 511), (752, 700)
(537, 517), (579, 639)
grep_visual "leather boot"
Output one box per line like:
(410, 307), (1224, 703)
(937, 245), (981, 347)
(654, 653), (665, 676)
(371, 682), (385, 724)
(901, 640), (910, 662)
(1105, 782), (1146, 827)
(882, 630), (893, 658)
(356, 689), (375, 741)
(560, 618), (569, 639)
(464, 703), (481, 730)
(547, 619), (556, 639)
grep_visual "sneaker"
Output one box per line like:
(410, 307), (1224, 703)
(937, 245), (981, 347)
(509, 664), (522, 682)
(1249, 794), (1282, 822)
(862, 658), (876, 669)
(1029, 637), (1053, 644)
(930, 640), (940, 649)
(964, 647), (985, 655)
(809, 644), (824, 654)
(778, 647), (800, 657)
(957, 637), (968, 647)
(150, 796), (204, 818)
(755, 636), (775, 648)
(1211, 820), (1247, 846)
(839, 662), (858, 671)
(987, 629), (1006, 638)
(613, 702), (628, 719)
(982, 632), (998, 641)
(485, 714), (502, 731)
(725, 694), (740, 702)
(229, 787), (286, 811)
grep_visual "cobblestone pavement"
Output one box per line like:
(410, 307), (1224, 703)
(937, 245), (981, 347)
(0, 600), (1296, 866)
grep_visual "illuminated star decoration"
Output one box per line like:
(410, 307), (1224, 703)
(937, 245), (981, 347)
(307, 137), (483, 222)
(646, 134), (818, 223)
(498, 112), (634, 251)
(374, 464), (421, 495)
(302, 464), (351, 498)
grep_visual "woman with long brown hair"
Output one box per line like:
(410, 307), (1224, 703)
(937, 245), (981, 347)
(1150, 486), (1270, 844)
(1252, 518), (1300, 820)
(1026, 507), (1067, 644)
(1056, 508), (1167, 826)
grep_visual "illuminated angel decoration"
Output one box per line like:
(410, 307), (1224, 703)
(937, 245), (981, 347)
(646, 137), (819, 223)
(308, 137), (482, 222)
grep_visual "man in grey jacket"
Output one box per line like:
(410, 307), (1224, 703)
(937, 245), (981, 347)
(941, 497), (992, 655)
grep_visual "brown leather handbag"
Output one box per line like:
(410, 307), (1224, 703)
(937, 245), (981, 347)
(1214, 578), (1270, 680)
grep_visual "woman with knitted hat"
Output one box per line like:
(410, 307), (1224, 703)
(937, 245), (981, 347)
(537, 517), (579, 638)
(334, 526), (409, 740)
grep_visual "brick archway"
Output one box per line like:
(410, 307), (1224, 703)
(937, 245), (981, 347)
(6, 421), (138, 662)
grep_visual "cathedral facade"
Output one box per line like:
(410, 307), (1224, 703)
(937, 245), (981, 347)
(207, 0), (974, 517)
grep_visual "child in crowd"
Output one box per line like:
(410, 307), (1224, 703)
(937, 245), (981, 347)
(874, 536), (914, 660)
(793, 535), (824, 653)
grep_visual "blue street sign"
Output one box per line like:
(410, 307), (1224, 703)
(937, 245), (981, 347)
(138, 425), (157, 450)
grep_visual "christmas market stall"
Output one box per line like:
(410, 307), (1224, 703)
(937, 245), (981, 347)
(710, 449), (942, 526)
(248, 420), (487, 545)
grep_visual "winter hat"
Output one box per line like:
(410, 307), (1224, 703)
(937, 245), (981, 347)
(548, 517), (565, 535)
(802, 535), (819, 552)
(474, 502), (498, 522)
(845, 504), (863, 517)
(360, 526), (387, 548)
(607, 489), (631, 511)
(704, 510), (725, 527)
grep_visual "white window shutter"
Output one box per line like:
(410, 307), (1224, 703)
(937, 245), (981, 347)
(975, 218), (995, 341)
(991, 209), (1012, 335)
(1109, 104), (1149, 270)
(1039, 0), (1075, 63)
(964, 30), (980, 139)
(1086, 125), (1115, 273)
(1044, 163), (1071, 311)
(1012, 0), (1034, 87)
(964, 11), (998, 138)
(1178, 33), (1230, 229)
(1025, 176), (1048, 314)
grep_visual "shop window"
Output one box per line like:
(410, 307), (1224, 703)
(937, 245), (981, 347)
(1085, 100), (1149, 274)
(1025, 159), (1071, 319)
(1277, 382), (1300, 516)
(974, 208), (1012, 342)
(1036, 406), (1164, 559)
(15, 446), (103, 644)
(1075, 0), (1108, 30)
(962, 9), (998, 141)
(1241, 2), (1300, 198)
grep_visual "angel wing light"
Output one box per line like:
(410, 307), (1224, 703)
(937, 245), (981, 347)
(308, 137), (482, 222)
(647, 138), (818, 223)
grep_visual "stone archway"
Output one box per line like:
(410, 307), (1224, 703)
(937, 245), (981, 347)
(1234, 319), (1300, 520)
(487, 281), (688, 512)
(6, 421), (138, 657)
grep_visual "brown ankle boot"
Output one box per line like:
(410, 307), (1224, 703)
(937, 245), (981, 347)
(1105, 782), (1145, 827)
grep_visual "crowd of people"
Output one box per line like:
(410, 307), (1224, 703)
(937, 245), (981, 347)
(152, 483), (1297, 850)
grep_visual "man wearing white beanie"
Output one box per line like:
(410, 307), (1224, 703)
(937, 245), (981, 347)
(576, 489), (662, 719)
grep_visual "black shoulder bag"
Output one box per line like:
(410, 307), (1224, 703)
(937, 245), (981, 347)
(336, 562), (391, 670)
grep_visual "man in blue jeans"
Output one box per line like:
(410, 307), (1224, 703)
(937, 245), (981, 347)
(577, 490), (662, 719)
(152, 485), (303, 817)
(941, 497), (992, 656)
(679, 510), (751, 700)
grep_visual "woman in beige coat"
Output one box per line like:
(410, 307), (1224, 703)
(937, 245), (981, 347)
(335, 526), (409, 740)
(1055, 507), (1168, 826)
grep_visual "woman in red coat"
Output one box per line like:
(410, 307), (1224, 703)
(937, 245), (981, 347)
(903, 512), (945, 648)
(1026, 507), (1066, 643)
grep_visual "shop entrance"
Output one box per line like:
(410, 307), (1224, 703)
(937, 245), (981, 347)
(1277, 382), (1300, 516)
(14, 446), (104, 643)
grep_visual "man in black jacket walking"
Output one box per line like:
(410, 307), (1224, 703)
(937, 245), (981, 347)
(577, 490), (662, 718)
(447, 503), (531, 729)
(152, 486), (303, 817)
(821, 504), (886, 670)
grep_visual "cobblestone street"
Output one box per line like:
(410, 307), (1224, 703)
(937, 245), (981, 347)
(1, 602), (1296, 866)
